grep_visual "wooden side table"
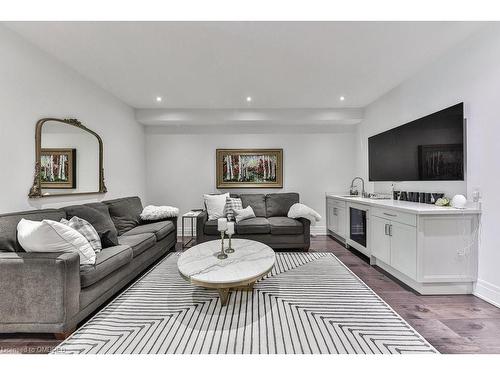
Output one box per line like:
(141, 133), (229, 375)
(181, 211), (203, 249)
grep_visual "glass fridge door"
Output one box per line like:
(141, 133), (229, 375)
(350, 207), (367, 248)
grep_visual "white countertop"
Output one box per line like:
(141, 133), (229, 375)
(326, 193), (481, 215)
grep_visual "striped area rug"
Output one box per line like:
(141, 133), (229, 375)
(53, 252), (437, 354)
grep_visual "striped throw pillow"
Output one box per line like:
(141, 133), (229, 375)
(223, 197), (243, 221)
(61, 216), (102, 253)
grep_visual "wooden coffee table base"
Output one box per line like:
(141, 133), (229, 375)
(218, 288), (230, 306)
(217, 282), (256, 306)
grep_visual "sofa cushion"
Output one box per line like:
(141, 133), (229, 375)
(103, 196), (143, 236)
(268, 217), (304, 235)
(122, 221), (174, 241)
(63, 203), (119, 247)
(118, 233), (156, 258)
(204, 219), (220, 235)
(266, 193), (299, 217)
(80, 245), (133, 288)
(236, 217), (271, 234)
(239, 194), (266, 217)
(0, 209), (66, 252)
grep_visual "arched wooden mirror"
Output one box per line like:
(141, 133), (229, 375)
(28, 118), (107, 198)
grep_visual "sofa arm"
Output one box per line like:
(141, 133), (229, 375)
(196, 211), (208, 242)
(140, 216), (178, 236)
(0, 251), (80, 331)
(298, 218), (311, 244)
(163, 216), (178, 233)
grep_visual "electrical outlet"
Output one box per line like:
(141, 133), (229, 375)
(472, 189), (481, 203)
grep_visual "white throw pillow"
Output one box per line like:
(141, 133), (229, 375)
(140, 205), (179, 221)
(287, 203), (322, 225)
(234, 206), (256, 223)
(61, 216), (102, 253)
(203, 193), (230, 220)
(17, 219), (96, 265)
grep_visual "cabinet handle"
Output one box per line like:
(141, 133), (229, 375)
(383, 212), (397, 217)
(384, 223), (389, 235)
(389, 224), (393, 236)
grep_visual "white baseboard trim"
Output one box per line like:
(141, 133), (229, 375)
(310, 225), (327, 236)
(178, 225), (327, 237)
(474, 279), (500, 308)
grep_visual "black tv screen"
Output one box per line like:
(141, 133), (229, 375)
(368, 103), (464, 181)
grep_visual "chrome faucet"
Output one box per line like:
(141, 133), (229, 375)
(349, 177), (367, 197)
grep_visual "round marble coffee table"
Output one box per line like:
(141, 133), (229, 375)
(177, 239), (276, 306)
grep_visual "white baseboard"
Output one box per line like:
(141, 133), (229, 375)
(474, 279), (500, 308)
(310, 225), (327, 236)
(178, 225), (327, 237)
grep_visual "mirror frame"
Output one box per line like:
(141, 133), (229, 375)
(28, 118), (107, 198)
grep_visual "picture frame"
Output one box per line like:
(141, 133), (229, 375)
(40, 148), (77, 189)
(216, 148), (283, 188)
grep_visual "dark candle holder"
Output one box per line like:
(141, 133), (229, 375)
(217, 230), (228, 259)
(225, 233), (234, 254)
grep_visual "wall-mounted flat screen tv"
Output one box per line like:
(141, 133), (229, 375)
(368, 103), (464, 181)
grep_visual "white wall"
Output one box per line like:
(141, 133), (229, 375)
(0, 25), (146, 212)
(145, 130), (357, 234)
(355, 24), (500, 306)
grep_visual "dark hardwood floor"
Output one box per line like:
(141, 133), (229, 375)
(1, 235), (500, 354)
(310, 235), (500, 354)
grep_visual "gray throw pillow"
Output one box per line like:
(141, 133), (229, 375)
(62, 204), (119, 248)
(104, 197), (143, 236)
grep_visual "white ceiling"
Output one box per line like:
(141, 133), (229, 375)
(5, 21), (483, 109)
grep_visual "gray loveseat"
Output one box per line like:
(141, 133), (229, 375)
(197, 193), (310, 251)
(0, 196), (177, 337)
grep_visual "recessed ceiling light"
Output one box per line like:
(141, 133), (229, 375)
(339, 96), (345, 101)
(156, 96), (162, 102)
(246, 96), (252, 103)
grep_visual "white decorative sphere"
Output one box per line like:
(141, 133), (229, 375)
(451, 194), (467, 209)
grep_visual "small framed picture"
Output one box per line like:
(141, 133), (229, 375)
(40, 148), (77, 189)
(216, 149), (283, 188)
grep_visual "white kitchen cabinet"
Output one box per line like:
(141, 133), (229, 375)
(326, 194), (480, 295)
(370, 215), (391, 264)
(326, 200), (337, 233)
(390, 221), (417, 279)
(336, 206), (347, 238)
(370, 215), (416, 279)
(326, 197), (347, 241)
(370, 207), (477, 294)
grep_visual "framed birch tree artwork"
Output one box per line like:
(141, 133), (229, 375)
(40, 148), (77, 189)
(216, 149), (283, 188)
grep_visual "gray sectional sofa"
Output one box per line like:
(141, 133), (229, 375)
(0, 196), (177, 337)
(196, 193), (310, 251)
